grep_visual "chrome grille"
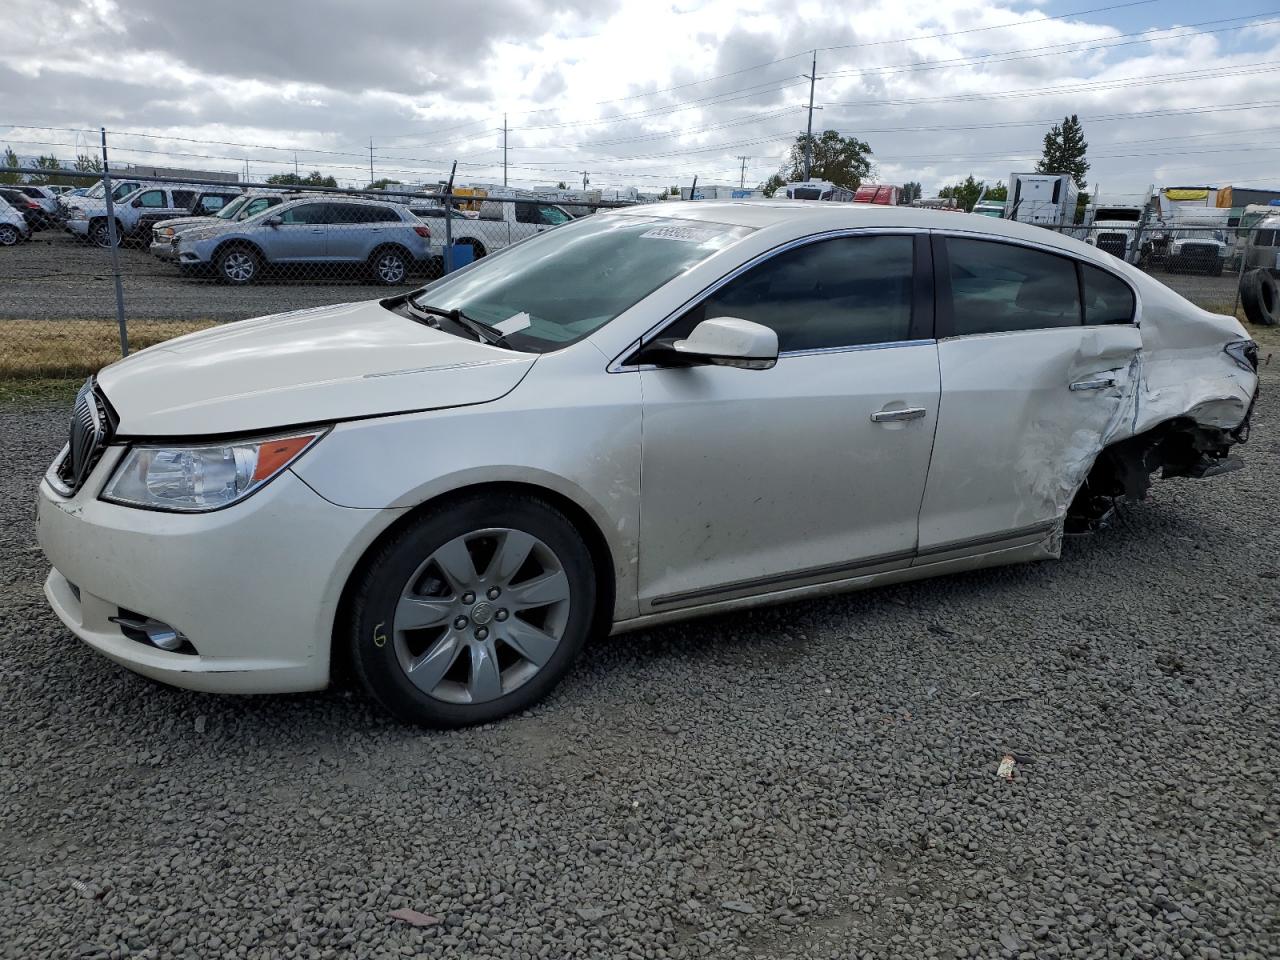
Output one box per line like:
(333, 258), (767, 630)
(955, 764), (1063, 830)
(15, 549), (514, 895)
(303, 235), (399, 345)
(56, 378), (111, 494)
(1098, 233), (1127, 258)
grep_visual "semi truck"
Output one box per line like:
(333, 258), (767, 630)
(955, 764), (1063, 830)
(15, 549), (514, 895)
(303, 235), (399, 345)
(1007, 172), (1078, 228)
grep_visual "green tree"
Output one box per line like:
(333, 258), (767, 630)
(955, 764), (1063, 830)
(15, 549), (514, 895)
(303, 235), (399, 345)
(0, 146), (18, 185)
(899, 181), (922, 205)
(760, 173), (785, 197)
(74, 153), (104, 175)
(366, 178), (402, 190)
(266, 170), (337, 188)
(30, 154), (74, 186)
(1036, 114), (1089, 188)
(938, 175), (985, 212)
(985, 181), (1008, 202)
(556, 181), (568, 190)
(778, 129), (874, 188)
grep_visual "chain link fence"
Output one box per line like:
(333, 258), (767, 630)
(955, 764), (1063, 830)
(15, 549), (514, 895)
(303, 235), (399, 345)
(0, 168), (1276, 380)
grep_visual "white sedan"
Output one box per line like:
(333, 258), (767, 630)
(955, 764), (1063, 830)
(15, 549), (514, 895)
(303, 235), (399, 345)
(37, 202), (1260, 726)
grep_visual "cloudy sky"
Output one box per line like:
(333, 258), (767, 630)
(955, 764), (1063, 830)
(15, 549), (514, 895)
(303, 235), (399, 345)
(2, 0), (1279, 198)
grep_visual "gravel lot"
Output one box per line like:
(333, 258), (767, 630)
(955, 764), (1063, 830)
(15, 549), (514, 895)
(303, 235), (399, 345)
(0, 363), (1277, 960)
(0, 229), (1250, 323)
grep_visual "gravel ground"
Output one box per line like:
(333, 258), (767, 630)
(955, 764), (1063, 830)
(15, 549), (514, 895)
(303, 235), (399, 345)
(0, 229), (1250, 322)
(0, 363), (1277, 960)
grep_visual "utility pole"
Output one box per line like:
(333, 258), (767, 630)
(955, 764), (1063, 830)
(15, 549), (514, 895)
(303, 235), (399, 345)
(294, 152), (299, 179)
(803, 50), (818, 182)
(502, 114), (508, 187)
(737, 155), (749, 189)
(368, 137), (374, 186)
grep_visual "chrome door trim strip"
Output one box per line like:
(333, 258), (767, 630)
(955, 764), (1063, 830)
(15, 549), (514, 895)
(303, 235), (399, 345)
(914, 520), (1056, 560)
(649, 547), (916, 608)
(648, 520), (1058, 609)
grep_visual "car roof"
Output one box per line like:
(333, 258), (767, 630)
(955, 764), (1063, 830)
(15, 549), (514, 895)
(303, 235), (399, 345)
(609, 199), (1102, 258)
(275, 195), (408, 208)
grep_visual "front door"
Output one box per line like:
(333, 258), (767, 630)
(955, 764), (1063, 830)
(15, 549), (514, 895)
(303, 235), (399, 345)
(269, 202), (330, 262)
(916, 235), (1143, 556)
(636, 232), (940, 611)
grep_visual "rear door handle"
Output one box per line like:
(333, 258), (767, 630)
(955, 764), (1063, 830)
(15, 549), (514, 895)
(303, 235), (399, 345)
(871, 407), (928, 423)
(1069, 377), (1117, 391)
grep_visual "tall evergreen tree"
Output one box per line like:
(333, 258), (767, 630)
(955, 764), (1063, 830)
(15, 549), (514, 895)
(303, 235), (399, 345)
(1036, 114), (1090, 188)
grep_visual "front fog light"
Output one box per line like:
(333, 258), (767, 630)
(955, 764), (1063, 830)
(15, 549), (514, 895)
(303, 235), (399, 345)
(101, 429), (325, 512)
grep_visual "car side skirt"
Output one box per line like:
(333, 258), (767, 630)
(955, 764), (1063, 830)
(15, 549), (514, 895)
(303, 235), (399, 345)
(611, 528), (1056, 636)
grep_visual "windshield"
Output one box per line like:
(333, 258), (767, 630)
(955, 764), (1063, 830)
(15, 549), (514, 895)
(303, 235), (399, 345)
(214, 196), (250, 220)
(410, 214), (753, 352)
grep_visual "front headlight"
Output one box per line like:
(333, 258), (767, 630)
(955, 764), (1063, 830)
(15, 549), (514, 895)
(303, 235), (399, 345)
(68, 206), (85, 217)
(100, 430), (326, 512)
(157, 226), (174, 238)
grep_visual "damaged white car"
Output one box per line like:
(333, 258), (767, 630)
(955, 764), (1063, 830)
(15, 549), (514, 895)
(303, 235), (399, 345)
(37, 202), (1259, 726)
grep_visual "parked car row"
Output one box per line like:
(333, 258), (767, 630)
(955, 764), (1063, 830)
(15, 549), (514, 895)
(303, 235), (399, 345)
(144, 192), (575, 285)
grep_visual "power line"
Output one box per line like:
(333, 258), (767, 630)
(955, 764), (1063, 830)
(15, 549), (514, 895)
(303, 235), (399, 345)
(820, 60), (1280, 108)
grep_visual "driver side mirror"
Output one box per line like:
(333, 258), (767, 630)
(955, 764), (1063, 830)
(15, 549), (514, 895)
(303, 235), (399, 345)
(263, 215), (282, 227)
(131, 198), (143, 208)
(641, 317), (778, 370)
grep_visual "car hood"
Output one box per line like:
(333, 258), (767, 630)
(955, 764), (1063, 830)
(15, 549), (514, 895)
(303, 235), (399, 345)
(155, 215), (221, 233)
(96, 300), (537, 436)
(178, 221), (244, 243)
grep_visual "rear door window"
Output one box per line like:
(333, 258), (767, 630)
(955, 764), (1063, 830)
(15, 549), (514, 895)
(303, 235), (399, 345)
(1081, 264), (1136, 325)
(171, 190), (196, 209)
(135, 190), (167, 208)
(944, 238), (1081, 335)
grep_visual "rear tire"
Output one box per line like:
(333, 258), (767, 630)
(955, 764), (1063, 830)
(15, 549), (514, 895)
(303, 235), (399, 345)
(1241, 269), (1279, 327)
(0, 225), (19, 246)
(369, 245), (410, 285)
(348, 493), (596, 727)
(216, 245), (260, 285)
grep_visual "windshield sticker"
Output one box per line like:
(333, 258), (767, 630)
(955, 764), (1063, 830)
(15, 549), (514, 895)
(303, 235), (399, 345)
(495, 312), (532, 335)
(639, 224), (725, 244)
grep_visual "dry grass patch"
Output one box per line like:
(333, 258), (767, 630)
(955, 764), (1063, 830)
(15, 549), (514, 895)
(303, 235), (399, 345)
(0, 319), (217, 380)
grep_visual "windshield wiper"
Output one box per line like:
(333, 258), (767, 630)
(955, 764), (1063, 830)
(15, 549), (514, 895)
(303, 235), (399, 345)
(407, 301), (511, 348)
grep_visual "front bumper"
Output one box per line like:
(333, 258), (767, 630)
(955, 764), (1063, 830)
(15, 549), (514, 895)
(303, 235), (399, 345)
(37, 448), (404, 694)
(149, 237), (179, 260)
(65, 217), (90, 238)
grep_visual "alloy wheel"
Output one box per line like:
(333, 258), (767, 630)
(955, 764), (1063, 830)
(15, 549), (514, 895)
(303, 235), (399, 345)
(393, 527), (572, 704)
(90, 222), (114, 247)
(222, 250), (256, 283)
(0, 225), (18, 246)
(376, 251), (407, 284)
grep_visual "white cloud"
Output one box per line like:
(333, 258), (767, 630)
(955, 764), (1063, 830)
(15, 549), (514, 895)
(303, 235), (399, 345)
(1, 0), (1278, 194)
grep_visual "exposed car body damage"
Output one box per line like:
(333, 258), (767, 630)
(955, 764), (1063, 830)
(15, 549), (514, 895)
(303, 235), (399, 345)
(1061, 289), (1258, 534)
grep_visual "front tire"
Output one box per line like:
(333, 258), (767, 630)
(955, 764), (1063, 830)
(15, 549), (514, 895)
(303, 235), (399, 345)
(0, 224), (19, 246)
(216, 246), (260, 285)
(89, 219), (118, 248)
(348, 494), (597, 727)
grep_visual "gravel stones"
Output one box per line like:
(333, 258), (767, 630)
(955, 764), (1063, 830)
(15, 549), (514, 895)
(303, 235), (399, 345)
(0, 360), (1276, 959)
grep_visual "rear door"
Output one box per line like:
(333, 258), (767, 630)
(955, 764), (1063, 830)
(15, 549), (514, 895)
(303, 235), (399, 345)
(915, 234), (1142, 558)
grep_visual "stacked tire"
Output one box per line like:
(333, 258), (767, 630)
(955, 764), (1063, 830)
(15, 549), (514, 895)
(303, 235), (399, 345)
(1241, 269), (1278, 327)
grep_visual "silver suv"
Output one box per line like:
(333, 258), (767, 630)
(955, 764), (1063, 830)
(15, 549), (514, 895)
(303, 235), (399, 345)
(174, 197), (434, 285)
(149, 191), (299, 260)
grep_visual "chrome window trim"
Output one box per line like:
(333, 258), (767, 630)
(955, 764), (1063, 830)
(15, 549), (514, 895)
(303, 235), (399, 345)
(607, 227), (929, 373)
(930, 228), (1143, 331)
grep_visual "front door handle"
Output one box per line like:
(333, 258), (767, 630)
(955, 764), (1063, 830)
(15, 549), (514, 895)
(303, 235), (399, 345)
(1069, 377), (1117, 391)
(871, 407), (927, 423)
